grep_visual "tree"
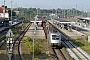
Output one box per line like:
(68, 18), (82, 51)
(1, 5), (7, 9)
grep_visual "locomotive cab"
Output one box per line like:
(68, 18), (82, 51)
(49, 31), (61, 47)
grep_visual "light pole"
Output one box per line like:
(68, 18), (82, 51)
(32, 30), (36, 60)
(32, 18), (36, 60)
(46, 21), (49, 55)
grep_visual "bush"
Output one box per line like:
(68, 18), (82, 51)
(29, 42), (41, 55)
(26, 37), (33, 42)
(88, 42), (90, 45)
(34, 58), (39, 60)
(70, 58), (74, 60)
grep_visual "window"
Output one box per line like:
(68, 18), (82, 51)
(52, 35), (59, 40)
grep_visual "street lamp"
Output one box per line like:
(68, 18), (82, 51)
(32, 31), (36, 60)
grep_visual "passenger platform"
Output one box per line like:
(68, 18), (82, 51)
(48, 20), (86, 39)
(24, 23), (46, 39)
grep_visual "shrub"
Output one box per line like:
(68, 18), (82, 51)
(26, 37), (33, 42)
(29, 42), (41, 55)
(34, 58), (39, 60)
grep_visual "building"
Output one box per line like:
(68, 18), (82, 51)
(0, 7), (9, 18)
(0, 7), (9, 26)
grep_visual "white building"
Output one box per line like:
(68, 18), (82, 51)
(0, 7), (9, 19)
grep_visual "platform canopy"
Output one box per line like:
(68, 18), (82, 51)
(30, 20), (42, 23)
(54, 19), (75, 24)
(78, 17), (90, 21)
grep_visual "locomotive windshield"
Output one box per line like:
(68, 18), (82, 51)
(52, 35), (59, 40)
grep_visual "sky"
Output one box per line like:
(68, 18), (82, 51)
(0, 0), (90, 11)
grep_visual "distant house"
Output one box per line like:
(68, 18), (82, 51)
(0, 7), (9, 19)
(0, 7), (9, 26)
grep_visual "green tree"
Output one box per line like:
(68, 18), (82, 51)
(34, 58), (39, 60)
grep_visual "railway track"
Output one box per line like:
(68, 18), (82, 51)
(61, 28), (89, 60)
(13, 23), (31, 60)
(48, 21), (89, 60)
(0, 23), (21, 47)
(52, 48), (67, 60)
(64, 41), (88, 60)
(48, 23), (68, 60)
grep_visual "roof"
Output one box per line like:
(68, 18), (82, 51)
(30, 20), (42, 22)
(78, 17), (90, 21)
(54, 19), (75, 24)
(0, 7), (8, 13)
(0, 7), (4, 10)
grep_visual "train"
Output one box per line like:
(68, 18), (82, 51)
(48, 30), (61, 47)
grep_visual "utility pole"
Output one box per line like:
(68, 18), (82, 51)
(11, 1), (13, 24)
(37, 8), (38, 15)
(82, 4), (84, 17)
(73, 7), (75, 18)
(62, 9), (63, 18)
(55, 9), (57, 18)
(76, 5), (77, 16)
(67, 7), (68, 18)
(69, 8), (70, 19)
(4, 0), (5, 18)
(3, 0), (5, 26)
(87, 6), (89, 17)
(64, 8), (65, 18)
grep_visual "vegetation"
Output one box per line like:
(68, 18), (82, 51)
(34, 58), (39, 60)
(72, 38), (90, 55)
(13, 7), (90, 20)
(25, 37), (41, 55)
(22, 37), (50, 60)
(29, 42), (41, 55)
(3, 5), (90, 21)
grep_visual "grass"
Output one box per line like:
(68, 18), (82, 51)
(72, 38), (90, 55)
(62, 18), (90, 55)
(0, 43), (8, 60)
(21, 37), (52, 60)
(0, 43), (6, 50)
(0, 23), (29, 60)
(0, 35), (6, 40)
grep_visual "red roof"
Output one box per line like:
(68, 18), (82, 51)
(0, 7), (4, 10)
